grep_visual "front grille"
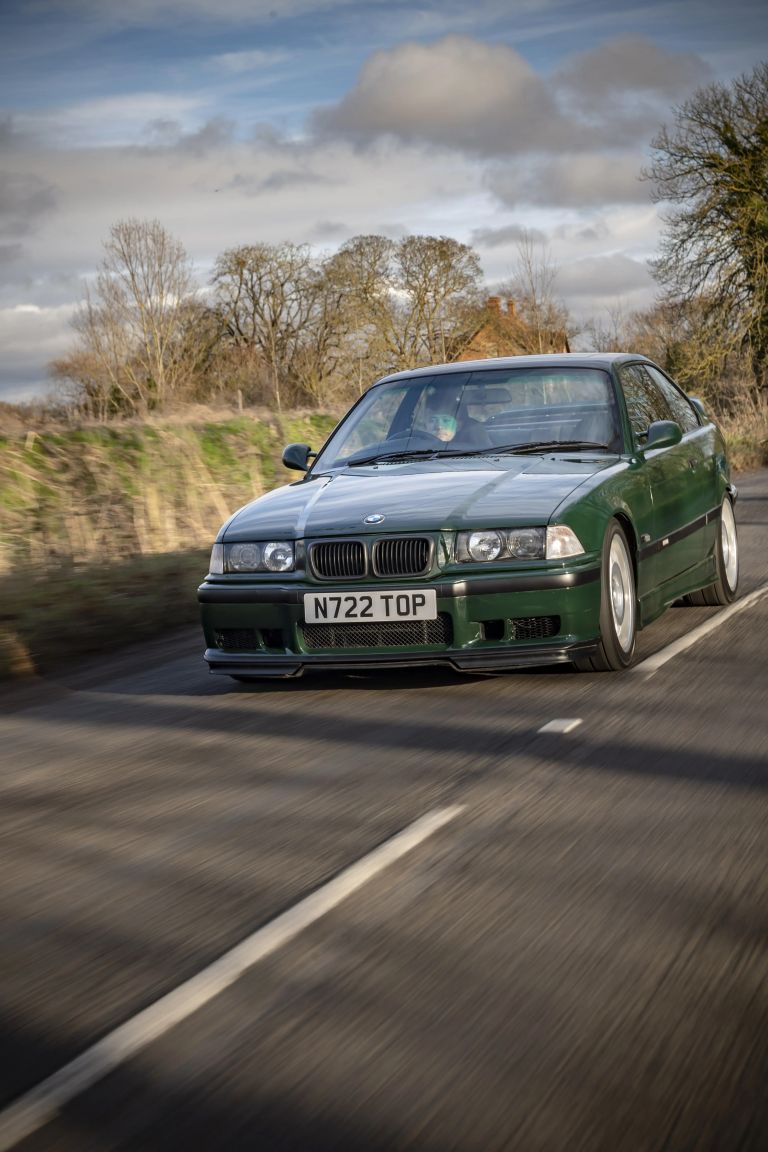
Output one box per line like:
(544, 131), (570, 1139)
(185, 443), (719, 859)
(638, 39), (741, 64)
(216, 628), (259, 651)
(509, 616), (560, 640)
(310, 540), (366, 579)
(372, 537), (431, 577)
(302, 614), (452, 650)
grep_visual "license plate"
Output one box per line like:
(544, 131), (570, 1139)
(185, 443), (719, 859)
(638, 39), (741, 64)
(304, 589), (437, 624)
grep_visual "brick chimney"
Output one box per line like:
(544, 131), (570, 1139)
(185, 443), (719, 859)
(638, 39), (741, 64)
(506, 299), (516, 317)
(486, 296), (501, 314)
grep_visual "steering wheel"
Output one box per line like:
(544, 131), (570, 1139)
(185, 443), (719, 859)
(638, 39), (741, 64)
(385, 429), (444, 448)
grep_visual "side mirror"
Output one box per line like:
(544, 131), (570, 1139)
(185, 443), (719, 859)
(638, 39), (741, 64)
(282, 443), (314, 472)
(644, 420), (683, 451)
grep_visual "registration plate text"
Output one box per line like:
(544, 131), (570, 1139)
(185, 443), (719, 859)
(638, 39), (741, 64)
(304, 589), (437, 624)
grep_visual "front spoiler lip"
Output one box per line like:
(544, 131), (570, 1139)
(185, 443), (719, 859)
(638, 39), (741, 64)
(203, 641), (599, 678)
(198, 566), (600, 604)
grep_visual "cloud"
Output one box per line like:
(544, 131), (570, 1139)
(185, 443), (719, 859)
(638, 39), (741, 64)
(313, 35), (574, 155)
(487, 151), (648, 208)
(0, 243), (23, 264)
(313, 34), (712, 157)
(138, 117), (236, 154)
(0, 172), (58, 235)
(557, 253), (654, 302)
(12, 93), (207, 148)
(311, 219), (349, 240)
(470, 223), (547, 248)
(555, 36), (712, 106)
(0, 303), (77, 399)
(211, 48), (292, 73)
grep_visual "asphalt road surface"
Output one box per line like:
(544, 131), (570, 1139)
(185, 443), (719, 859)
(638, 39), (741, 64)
(1, 471), (767, 1152)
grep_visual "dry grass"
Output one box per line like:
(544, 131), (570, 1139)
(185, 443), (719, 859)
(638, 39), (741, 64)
(0, 401), (764, 681)
(0, 412), (337, 678)
(719, 392), (768, 472)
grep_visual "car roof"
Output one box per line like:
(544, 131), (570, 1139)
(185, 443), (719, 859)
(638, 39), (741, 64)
(376, 352), (650, 385)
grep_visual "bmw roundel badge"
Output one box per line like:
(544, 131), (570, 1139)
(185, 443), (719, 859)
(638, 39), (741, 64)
(363, 513), (386, 525)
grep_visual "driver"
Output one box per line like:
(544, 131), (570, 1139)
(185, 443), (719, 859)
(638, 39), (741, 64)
(422, 388), (460, 442)
(428, 411), (458, 442)
(422, 388), (490, 448)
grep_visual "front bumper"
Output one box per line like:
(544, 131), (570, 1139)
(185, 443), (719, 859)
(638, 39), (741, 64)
(198, 565), (603, 677)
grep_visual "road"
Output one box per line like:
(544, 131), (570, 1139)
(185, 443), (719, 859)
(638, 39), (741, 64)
(1, 471), (767, 1152)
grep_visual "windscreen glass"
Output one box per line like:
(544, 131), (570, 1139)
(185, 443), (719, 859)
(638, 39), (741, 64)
(314, 367), (621, 468)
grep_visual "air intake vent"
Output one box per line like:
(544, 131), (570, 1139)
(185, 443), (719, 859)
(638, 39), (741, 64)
(509, 616), (560, 640)
(372, 537), (432, 577)
(310, 540), (366, 579)
(216, 629), (259, 651)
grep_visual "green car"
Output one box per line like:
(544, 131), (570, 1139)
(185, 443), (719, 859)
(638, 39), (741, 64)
(198, 354), (738, 678)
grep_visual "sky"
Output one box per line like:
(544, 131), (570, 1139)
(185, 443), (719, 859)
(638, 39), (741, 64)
(1, 0), (767, 403)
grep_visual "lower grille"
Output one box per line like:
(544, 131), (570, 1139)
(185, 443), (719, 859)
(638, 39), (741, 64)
(302, 614), (452, 650)
(216, 628), (259, 651)
(509, 616), (560, 640)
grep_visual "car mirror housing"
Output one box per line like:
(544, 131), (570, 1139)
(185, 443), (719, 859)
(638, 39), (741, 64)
(282, 443), (313, 472)
(644, 420), (683, 451)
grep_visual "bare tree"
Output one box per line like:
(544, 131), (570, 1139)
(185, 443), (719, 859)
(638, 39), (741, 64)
(52, 219), (199, 417)
(583, 302), (632, 353)
(212, 242), (326, 410)
(645, 63), (768, 390)
(329, 234), (482, 373)
(506, 230), (571, 353)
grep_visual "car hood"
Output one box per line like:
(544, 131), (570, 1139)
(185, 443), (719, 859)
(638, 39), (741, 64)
(223, 456), (618, 540)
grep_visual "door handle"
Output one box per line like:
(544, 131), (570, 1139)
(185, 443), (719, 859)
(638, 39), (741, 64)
(688, 458), (698, 470)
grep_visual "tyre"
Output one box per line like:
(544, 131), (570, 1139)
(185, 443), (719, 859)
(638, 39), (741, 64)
(684, 496), (739, 607)
(574, 521), (636, 672)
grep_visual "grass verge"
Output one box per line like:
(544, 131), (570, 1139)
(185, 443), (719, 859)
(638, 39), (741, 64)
(0, 550), (208, 680)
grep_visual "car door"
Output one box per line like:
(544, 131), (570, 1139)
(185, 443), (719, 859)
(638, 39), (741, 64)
(618, 363), (708, 593)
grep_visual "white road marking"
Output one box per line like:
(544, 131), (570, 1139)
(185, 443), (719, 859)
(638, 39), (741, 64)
(538, 718), (583, 734)
(632, 582), (768, 678)
(0, 805), (464, 1152)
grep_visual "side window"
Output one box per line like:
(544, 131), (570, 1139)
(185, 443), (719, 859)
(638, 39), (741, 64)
(618, 364), (673, 442)
(645, 365), (701, 433)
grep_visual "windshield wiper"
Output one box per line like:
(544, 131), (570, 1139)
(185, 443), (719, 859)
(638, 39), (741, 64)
(346, 440), (614, 466)
(346, 448), (440, 467)
(490, 440), (613, 455)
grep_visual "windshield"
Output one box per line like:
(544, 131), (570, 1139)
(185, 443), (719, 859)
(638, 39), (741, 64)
(314, 367), (622, 469)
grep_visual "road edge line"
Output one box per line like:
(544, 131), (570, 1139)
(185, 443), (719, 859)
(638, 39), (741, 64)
(632, 582), (768, 678)
(0, 804), (464, 1151)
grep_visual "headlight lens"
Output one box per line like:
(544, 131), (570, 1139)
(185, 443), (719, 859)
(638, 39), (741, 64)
(456, 526), (583, 563)
(228, 542), (263, 572)
(467, 530), (504, 562)
(221, 541), (295, 573)
(263, 541), (294, 572)
(456, 527), (546, 562)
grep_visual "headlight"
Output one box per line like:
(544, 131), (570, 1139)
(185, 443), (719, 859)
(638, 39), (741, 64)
(455, 526), (584, 563)
(228, 542), (263, 571)
(263, 541), (294, 572)
(466, 530), (503, 562)
(456, 527), (546, 562)
(222, 541), (295, 573)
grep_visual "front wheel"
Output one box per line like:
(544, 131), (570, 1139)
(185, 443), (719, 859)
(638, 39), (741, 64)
(684, 496), (738, 606)
(574, 521), (636, 672)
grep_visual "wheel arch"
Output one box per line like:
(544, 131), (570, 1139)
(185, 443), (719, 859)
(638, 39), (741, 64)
(612, 509), (639, 578)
